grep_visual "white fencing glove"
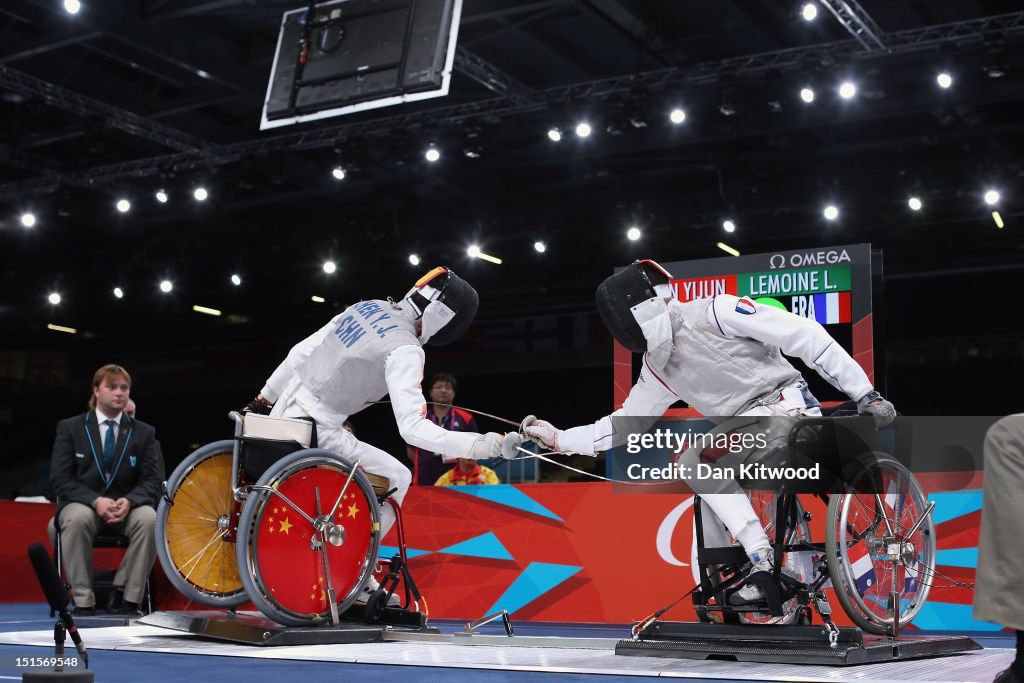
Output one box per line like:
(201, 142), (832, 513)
(857, 390), (897, 429)
(468, 432), (504, 460)
(521, 415), (562, 451)
(500, 432), (523, 460)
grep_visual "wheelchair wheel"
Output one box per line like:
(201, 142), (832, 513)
(236, 449), (381, 626)
(826, 455), (936, 635)
(739, 491), (814, 626)
(155, 440), (248, 607)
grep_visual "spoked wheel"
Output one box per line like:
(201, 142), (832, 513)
(236, 449), (381, 626)
(826, 455), (936, 635)
(155, 440), (248, 607)
(739, 491), (815, 625)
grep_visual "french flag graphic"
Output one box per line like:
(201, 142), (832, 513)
(848, 540), (877, 594)
(812, 291), (851, 324)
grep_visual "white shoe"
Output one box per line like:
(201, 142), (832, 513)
(729, 554), (774, 605)
(354, 578), (400, 607)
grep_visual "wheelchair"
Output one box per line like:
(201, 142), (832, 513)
(156, 412), (419, 626)
(689, 414), (936, 637)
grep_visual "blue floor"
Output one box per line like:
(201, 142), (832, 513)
(0, 603), (1011, 683)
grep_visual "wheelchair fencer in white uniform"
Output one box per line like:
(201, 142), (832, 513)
(524, 259), (899, 608)
(156, 267), (512, 626)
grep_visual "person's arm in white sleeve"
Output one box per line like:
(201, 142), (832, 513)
(260, 316), (338, 402)
(384, 344), (482, 459)
(555, 356), (680, 455)
(709, 295), (873, 401)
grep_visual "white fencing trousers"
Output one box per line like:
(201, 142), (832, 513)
(689, 381), (823, 574)
(273, 399), (412, 538)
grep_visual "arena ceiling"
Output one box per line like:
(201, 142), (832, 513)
(1, 0), (1022, 348)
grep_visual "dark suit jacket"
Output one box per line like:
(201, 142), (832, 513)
(50, 412), (164, 517)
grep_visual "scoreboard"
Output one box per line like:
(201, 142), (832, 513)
(612, 244), (878, 413)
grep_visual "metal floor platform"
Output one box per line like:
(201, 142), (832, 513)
(0, 618), (1011, 682)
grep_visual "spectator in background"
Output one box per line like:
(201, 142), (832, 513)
(48, 364), (163, 616)
(124, 398), (137, 419)
(974, 414), (1024, 683)
(406, 373), (479, 485)
(435, 457), (501, 486)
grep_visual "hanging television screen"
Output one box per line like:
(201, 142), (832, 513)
(261, 0), (462, 130)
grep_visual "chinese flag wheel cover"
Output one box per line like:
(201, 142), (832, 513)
(166, 451), (243, 594)
(250, 464), (374, 618)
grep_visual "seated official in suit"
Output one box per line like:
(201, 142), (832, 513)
(48, 364), (164, 616)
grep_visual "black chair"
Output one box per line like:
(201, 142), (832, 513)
(51, 503), (153, 616)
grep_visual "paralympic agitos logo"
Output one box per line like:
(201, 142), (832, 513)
(769, 248), (851, 269)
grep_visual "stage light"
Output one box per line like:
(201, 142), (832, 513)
(984, 189), (1000, 205)
(63, 0), (81, 14)
(992, 211), (1004, 229)
(311, 295), (325, 303)
(193, 305), (222, 316)
(467, 245), (481, 258)
(936, 72), (953, 89)
(113, 287), (124, 299)
(231, 274), (242, 286)
(575, 122), (592, 138)
(424, 147), (440, 162)
(717, 242), (741, 257)
(159, 280), (173, 293)
(669, 108), (686, 124)
(800, 87), (815, 103)
(801, 3), (818, 21)
(547, 128), (562, 142)
(116, 198), (130, 213)
(908, 197), (923, 211)
(534, 240), (547, 253)
(48, 292), (61, 305)
(322, 260), (337, 274)
(722, 220), (736, 233)
(627, 226), (641, 241)
(194, 187), (208, 201)
(823, 205), (839, 220)
(21, 212), (36, 227)
(838, 82), (857, 99)
(48, 323), (77, 334)
(332, 167), (346, 180)
(408, 254), (421, 266)
(155, 189), (168, 203)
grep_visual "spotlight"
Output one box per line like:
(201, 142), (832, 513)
(534, 240), (547, 253)
(838, 82), (857, 99)
(48, 292), (61, 305)
(194, 187), (208, 201)
(800, 87), (815, 103)
(21, 212), (36, 228)
(626, 226), (641, 241)
(984, 189), (1000, 206)
(63, 0), (81, 14)
(669, 108), (686, 124)
(48, 324), (77, 334)
(801, 3), (818, 21)
(823, 205), (839, 221)
(193, 305), (222, 317)
(116, 198), (130, 213)
(547, 128), (562, 142)
(311, 295), (325, 303)
(231, 274), (242, 286)
(159, 279), (173, 293)
(717, 242), (741, 257)
(575, 122), (592, 138)
(992, 211), (1005, 229)
(722, 219), (736, 233)
(424, 147), (440, 162)
(908, 197), (923, 211)
(936, 72), (953, 89)
(323, 260), (337, 274)
(408, 254), (421, 266)
(113, 287), (124, 299)
(155, 189), (168, 203)
(467, 245), (481, 258)
(331, 167), (346, 180)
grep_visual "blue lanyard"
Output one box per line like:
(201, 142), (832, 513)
(84, 415), (133, 492)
